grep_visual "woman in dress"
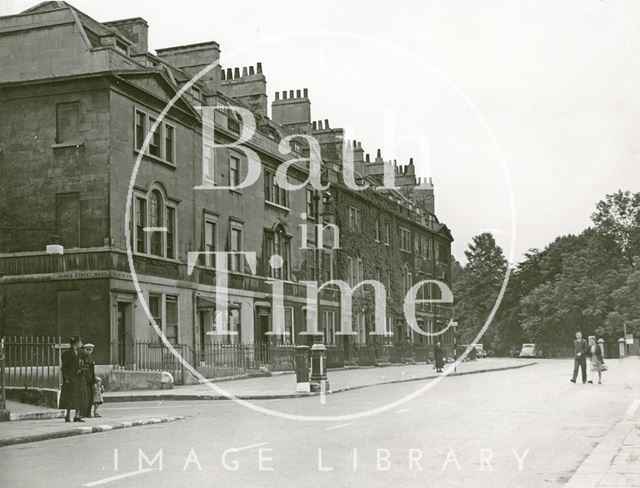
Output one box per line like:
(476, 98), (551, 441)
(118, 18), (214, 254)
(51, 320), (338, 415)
(59, 336), (90, 422)
(587, 337), (605, 384)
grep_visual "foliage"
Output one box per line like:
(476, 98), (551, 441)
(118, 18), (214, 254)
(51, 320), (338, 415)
(452, 233), (507, 344)
(453, 191), (639, 354)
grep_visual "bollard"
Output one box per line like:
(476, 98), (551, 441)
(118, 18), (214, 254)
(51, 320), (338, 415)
(618, 338), (626, 359)
(309, 334), (329, 392)
(294, 345), (310, 393)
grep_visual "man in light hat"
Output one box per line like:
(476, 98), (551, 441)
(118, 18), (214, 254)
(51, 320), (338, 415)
(82, 343), (96, 417)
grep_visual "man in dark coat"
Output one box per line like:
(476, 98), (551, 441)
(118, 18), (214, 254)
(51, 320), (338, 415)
(59, 336), (89, 422)
(82, 343), (96, 417)
(570, 331), (589, 384)
(433, 341), (444, 373)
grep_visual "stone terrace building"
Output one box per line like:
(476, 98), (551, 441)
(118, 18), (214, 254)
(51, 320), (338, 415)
(0, 2), (453, 367)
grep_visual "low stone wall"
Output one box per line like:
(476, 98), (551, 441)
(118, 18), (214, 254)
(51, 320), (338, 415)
(107, 370), (174, 391)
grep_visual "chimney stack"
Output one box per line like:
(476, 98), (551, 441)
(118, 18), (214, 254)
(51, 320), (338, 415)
(220, 62), (268, 116)
(104, 17), (149, 55)
(271, 87), (312, 134)
(156, 41), (221, 93)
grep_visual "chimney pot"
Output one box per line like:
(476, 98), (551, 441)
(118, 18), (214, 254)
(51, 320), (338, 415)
(249, 66), (255, 75)
(283, 91), (288, 99)
(318, 120), (323, 130)
(377, 149), (381, 158)
(275, 91), (280, 100)
(303, 88), (308, 97)
(296, 89), (301, 98)
(289, 90), (294, 98)
(234, 67), (240, 78)
(256, 62), (263, 73)
(366, 153), (370, 162)
(221, 69), (226, 80)
(312, 121), (317, 130)
(324, 119), (329, 128)
(409, 157), (414, 165)
(242, 66), (248, 76)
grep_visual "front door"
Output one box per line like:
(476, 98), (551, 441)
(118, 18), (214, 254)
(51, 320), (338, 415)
(116, 302), (132, 366)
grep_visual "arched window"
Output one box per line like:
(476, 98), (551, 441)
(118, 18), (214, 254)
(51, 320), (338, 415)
(131, 186), (177, 259)
(149, 190), (164, 256)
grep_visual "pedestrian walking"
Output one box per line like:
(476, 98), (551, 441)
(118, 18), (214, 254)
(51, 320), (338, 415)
(570, 331), (588, 384)
(587, 337), (606, 384)
(434, 341), (444, 373)
(82, 343), (96, 417)
(91, 377), (104, 417)
(59, 336), (90, 422)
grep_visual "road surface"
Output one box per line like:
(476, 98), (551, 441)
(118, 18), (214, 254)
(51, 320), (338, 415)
(1, 359), (638, 488)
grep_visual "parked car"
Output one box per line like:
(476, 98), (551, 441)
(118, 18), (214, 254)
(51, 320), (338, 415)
(474, 344), (486, 358)
(519, 343), (537, 358)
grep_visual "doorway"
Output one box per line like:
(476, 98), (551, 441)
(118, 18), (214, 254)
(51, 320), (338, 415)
(116, 301), (132, 366)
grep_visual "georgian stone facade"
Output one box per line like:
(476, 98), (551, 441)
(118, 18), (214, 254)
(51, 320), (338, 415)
(0, 2), (453, 365)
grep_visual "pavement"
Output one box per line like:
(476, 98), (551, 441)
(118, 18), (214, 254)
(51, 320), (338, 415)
(0, 414), (184, 448)
(5, 400), (65, 421)
(564, 357), (640, 488)
(0, 358), (532, 448)
(102, 357), (536, 401)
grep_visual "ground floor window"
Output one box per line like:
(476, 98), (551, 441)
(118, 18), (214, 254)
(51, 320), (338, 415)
(323, 310), (336, 345)
(356, 311), (366, 344)
(148, 293), (179, 344)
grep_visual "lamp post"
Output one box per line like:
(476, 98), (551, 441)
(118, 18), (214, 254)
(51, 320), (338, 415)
(451, 320), (458, 372)
(46, 236), (64, 404)
(0, 337), (6, 414)
(308, 177), (332, 392)
(311, 175), (332, 345)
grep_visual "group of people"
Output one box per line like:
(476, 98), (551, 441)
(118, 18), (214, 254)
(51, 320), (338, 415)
(570, 331), (606, 384)
(58, 336), (104, 422)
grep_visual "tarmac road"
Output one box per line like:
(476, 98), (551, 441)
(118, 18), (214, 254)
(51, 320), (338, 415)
(1, 359), (638, 488)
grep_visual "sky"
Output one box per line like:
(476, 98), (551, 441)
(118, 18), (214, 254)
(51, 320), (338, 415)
(3, 0), (639, 264)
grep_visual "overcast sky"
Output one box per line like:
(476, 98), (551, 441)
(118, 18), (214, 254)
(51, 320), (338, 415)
(4, 0), (639, 263)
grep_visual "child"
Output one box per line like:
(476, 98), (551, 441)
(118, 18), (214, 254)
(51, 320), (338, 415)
(92, 377), (104, 418)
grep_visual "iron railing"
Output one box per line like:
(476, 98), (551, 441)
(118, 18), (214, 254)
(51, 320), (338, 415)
(1, 336), (61, 390)
(111, 340), (191, 385)
(0, 337), (438, 396)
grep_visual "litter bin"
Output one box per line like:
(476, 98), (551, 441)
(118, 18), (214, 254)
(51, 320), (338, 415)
(294, 345), (310, 392)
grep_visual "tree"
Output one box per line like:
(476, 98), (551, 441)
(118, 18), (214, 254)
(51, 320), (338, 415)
(453, 233), (508, 345)
(591, 190), (640, 264)
(518, 228), (628, 348)
(600, 269), (640, 337)
(453, 190), (638, 355)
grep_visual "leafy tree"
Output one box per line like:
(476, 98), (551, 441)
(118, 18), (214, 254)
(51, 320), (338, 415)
(591, 190), (640, 264)
(453, 233), (507, 344)
(600, 269), (640, 337)
(454, 190), (638, 356)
